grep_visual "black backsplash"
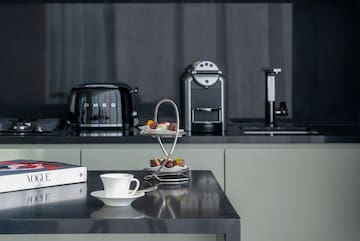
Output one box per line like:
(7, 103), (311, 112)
(293, 0), (359, 125)
(0, 1), (358, 126)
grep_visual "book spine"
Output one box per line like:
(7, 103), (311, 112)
(0, 167), (87, 193)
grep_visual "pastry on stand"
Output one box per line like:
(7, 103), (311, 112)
(139, 99), (189, 184)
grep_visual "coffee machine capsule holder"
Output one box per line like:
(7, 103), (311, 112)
(143, 99), (190, 184)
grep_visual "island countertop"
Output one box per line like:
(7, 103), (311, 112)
(0, 170), (240, 241)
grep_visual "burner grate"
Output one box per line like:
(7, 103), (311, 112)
(34, 119), (61, 132)
(0, 118), (60, 134)
(0, 119), (17, 132)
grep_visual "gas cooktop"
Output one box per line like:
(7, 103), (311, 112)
(0, 118), (137, 137)
(0, 118), (61, 136)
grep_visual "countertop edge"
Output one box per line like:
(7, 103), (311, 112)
(0, 135), (359, 144)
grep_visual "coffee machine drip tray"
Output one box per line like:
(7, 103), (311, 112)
(192, 107), (222, 123)
(192, 122), (222, 133)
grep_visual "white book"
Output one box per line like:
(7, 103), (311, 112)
(0, 160), (87, 193)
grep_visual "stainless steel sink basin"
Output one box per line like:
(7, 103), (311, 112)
(239, 126), (319, 135)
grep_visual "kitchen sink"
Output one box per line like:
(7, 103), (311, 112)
(239, 126), (319, 135)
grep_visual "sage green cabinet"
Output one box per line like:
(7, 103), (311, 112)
(81, 144), (225, 189)
(225, 144), (360, 241)
(0, 145), (81, 165)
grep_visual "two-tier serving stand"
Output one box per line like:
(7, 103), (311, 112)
(141, 99), (190, 184)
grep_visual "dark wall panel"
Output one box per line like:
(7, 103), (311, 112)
(0, 4), (47, 105)
(293, 0), (357, 125)
(0, 1), (358, 126)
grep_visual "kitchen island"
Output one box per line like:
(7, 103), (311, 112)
(0, 170), (240, 241)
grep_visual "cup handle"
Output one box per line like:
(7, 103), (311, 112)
(129, 178), (140, 196)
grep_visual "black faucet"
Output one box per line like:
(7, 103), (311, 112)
(265, 68), (288, 127)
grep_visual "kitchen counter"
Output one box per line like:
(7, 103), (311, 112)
(0, 170), (240, 241)
(0, 124), (359, 144)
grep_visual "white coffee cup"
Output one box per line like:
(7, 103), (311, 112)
(100, 173), (140, 197)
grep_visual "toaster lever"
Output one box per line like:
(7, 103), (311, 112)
(130, 87), (139, 94)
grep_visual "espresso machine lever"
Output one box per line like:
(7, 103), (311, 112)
(265, 68), (287, 127)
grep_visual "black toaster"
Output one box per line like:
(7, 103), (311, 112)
(68, 83), (138, 129)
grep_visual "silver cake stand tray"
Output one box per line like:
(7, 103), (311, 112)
(142, 99), (190, 184)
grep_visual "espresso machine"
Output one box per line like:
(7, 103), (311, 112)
(183, 61), (225, 133)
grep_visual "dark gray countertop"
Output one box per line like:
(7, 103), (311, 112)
(0, 124), (359, 144)
(0, 170), (240, 240)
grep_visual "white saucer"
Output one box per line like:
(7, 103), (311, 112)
(90, 190), (145, 207)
